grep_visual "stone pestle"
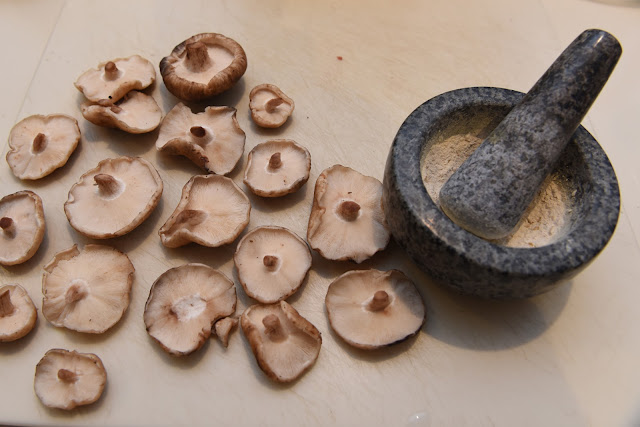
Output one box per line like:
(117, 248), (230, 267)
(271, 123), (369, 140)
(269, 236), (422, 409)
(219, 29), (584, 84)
(438, 29), (621, 240)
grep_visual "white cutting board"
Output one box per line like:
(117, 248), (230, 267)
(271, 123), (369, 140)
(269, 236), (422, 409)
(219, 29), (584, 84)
(2, 1), (640, 425)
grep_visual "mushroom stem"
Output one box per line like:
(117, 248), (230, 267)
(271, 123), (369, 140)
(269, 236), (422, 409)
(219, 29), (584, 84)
(185, 41), (212, 72)
(175, 209), (207, 228)
(110, 105), (123, 114)
(0, 217), (15, 235)
(268, 152), (282, 170)
(57, 369), (78, 383)
(190, 126), (207, 138)
(262, 314), (286, 342)
(367, 290), (391, 312)
(94, 174), (120, 195)
(104, 61), (119, 80)
(32, 133), (47, 153)
(337, 200), (361, 221)
(265, 97), (284, 113)
(65, 284), (88, 305)
(0, 289), (15, 317)
(263, 255), (279, 270)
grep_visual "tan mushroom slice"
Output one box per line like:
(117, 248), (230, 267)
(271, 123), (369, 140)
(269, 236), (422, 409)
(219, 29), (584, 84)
(243, 140), (311, 197)
(34, 349), (107, 410)
(144, 263), (236, 356)
(241, 301), (321, 383)
(0, 191), (45, 266)
(42, 244), (134, 334)
(0, 284), (37, 342)
(64, 156), (163, 239)
(81, 91), (162, 134)
(234, 226), (311, 303)
(159, 175), (250, 248)
(307, 165), (390, 263)
(156, 103), (245, 175)
(75, 55), (156, 102)
(325, 269), (425, 350)
(160, 33), (247, 102)
(212, 316), (238, 348)
(6, 114), (80, 180)
(249, 84), (295, 128)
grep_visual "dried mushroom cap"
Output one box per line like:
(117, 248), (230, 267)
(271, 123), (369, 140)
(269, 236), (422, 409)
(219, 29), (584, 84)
(81, 91), (162, 134)
(144, 263), (236, 356)
(307, 165), (390, 263)
(75, 55), (156, 102)
(160, 33), (247, 102)
(34, 349), (106, 410)
(243, 140), (311, 197)
(6, 114), (80, 180)
(64, 156), (163, 239)
(159, 175), (250, 248)
(234, 226), (311, 303)
(0, 284), (37, 342)
(249, 84), (295, 128)
(325, 269), (425, 350)
(156, 103), (245, 175)
(213, 316), (238, 348)
(42, 244), (134, 334)
(241, 301), (321, 382)
(0, 191), (45, 266)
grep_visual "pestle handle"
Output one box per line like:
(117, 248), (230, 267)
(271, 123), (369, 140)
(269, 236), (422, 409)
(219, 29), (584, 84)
(438, 29), (621, 240)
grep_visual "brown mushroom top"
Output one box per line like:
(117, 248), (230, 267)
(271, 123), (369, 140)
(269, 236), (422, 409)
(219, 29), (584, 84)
(159, 174), (250, 248)
(81, 91), (162, 134)
(156, 103), (245, 175)
(144, 263), (236, 356)
(243, 139), (311, 197)
(234, 226), (312, 303)
(0, 190), (45, 266)
(64, 156), (163, 239)
(34, 349), (107, 410)
(6, 114), (80, 180)
(249, 84), (295, 128)
(325, 269), (425, 350)
(241, 301), (321, 383)
(0, 284), (37, 342)
(160, 33), (247, 102)
(307, 165), (390, 263)
(42, 244), (135, 334)
(74, 55), (156, 102)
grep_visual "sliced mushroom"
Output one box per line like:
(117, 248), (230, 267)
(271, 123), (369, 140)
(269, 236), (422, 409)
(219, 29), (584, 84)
(74, 55), (156, 102)
(156, 103), (245, 175)
(325, 269), (425, 350)
(212, 316), (238, 348)
(64, 156), (163, 239)
(0, 284), (37, 342)
(159, 175), (250, 248)
(160, 33), (247, 102)
(241, 301), (321, 382)
(243, 139), (311, 197)
(0, 190), (45, 266)
(81, 91), (162, 133)
(234, 226), (311, 303)
(34, 349), (107, 410)
(307, 165), (390, 263)
(6, 114), (80, 180)
(42, 244), (134, 333)
(144, 263), (236, 356)
(249, 84), (295, 128)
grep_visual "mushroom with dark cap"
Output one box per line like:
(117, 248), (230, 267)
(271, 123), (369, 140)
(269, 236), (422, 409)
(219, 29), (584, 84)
(325, 269), (425, 350)
(160, 33), (247, 102)
(234, 226), (312, 303)
(307, 165), (390, 263)
(64, 156), (163, 239)
(7, 114), (81, 180)
(159, 175), (250, 248)
(42, 244), (135, 334)
(34, 349), (107, 410)
(249, 84), (295, 128)
(144, 263), (236, 356)
(243, 139), (311, 197)
(156, 103), (245, 175)
(0, 190), (45, 266)
(81, 91), (162, 134)
(0, 284), (37, 342)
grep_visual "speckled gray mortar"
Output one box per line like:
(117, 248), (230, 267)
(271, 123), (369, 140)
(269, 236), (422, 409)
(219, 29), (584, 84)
(383, 87), (620, 298)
